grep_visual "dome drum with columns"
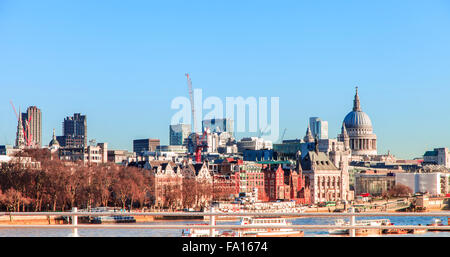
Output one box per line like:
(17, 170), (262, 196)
(339, 87), (377, 156)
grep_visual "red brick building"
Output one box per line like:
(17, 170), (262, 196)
(262, 162), (311, 205)
(263, 164), (289, 201)
(212, 173), (239, 201)
(289, 164), (311, 205)
(236, 162), (267, 201)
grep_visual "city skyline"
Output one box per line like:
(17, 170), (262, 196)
(1, 1), (450, 159)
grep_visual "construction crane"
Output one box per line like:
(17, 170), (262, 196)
(257, 125), (269, 138)
(194, 129), (208, 163)
(280, 128), (287, 143)
(185, 73), (207, 162)
(10, 100), (33, 147)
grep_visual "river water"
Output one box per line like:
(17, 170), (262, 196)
(0, 216), (449, 237)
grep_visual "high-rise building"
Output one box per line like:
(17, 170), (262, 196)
(133, 139), (160, 155)
(20, 106), (42, 148)
(423, 148), (450, 168)
(309, 117), (328, 140)
(169, 124), (191, 146)
(57, 113), (87, 148)
(202, 118), (234, 133)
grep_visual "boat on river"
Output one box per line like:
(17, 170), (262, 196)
(409, 226), (428, 234)
(237, 217), (304, 237)
(427, 218), (450, 231)
(91, 215), (136, 224)
(181, 224), (223, 237)
(88, 207), (136, 224)
(329, 219), (390, 236)
(181, 216), (303, 237)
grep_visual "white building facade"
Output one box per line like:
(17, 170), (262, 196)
(396, 173), (450, 196)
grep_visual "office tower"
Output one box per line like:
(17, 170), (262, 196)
(202, 118), (234, 133)
(20, 106), (42, 148)
(133, 139), (160, 155)
(57, 113), (87, 148)
(309, 117), (328, 140)
(169, 124), (191, 145)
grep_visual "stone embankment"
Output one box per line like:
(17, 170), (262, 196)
(0, 214), (155, 225)
(0, 215), (66, 225)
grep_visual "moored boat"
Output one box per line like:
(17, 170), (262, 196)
(427, 218), (450, 231)
(87, 207), (137, 224)
(382, 221), (409, 235)
(238, 217), (304, 237)
(328, 219), (349, 235)
(408, 227), (428, 234)
(181, 224), (222, 237)
(329, 219), (390, 236)
(91, 215), (136, 224)
(383, 228), (409, 235)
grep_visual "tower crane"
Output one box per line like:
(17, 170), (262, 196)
(280, 128), (287, 142)
(185, 73), (207, 163)
(194, 129), (208, 163)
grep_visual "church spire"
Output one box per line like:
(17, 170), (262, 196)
(353, 86), (361, 112)
(295, 150), (302, 172)
(314, 136), (319, 153)
(341, 122), (350, 151)
(304, 124), (314, 143)
(341, 122), (348, 137)
(15, 108), (25, 148)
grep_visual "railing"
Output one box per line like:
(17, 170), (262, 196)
(1, 208), (450, 237)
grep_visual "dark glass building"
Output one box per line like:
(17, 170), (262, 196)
(57, 113), (87, 148)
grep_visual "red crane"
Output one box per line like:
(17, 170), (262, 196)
(194, 129), (208, 163)
(185, 73), (206, 162)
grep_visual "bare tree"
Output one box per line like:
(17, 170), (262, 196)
(388, 184), (413, 197)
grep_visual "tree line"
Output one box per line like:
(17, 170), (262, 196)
(0, 149), (230, 212)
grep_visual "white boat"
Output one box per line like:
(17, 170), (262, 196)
(91, 215), (136, 224)
(238, 217), (304, 237)
(88, 208), (136, 224)
(181, 216), (303, 237)
(328, 219), (349, 235)
(181, 225), (222, 237)
(329, 219), (390, 236)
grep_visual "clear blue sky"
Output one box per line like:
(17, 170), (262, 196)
(1, 0), (450, 159)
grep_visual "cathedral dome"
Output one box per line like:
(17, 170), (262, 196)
(49, 129), (60, 147)
(343, 87), (373, 129)
(49, 138), (59, 147)
(341, 87), (377, 156)
(343, 110), (372, 129)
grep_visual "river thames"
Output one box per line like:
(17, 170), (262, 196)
(0, 216), (449, 237)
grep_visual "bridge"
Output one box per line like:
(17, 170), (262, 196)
(1, 208), (450, 237)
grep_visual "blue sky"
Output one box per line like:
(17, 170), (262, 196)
(1, 0), (450, 159)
